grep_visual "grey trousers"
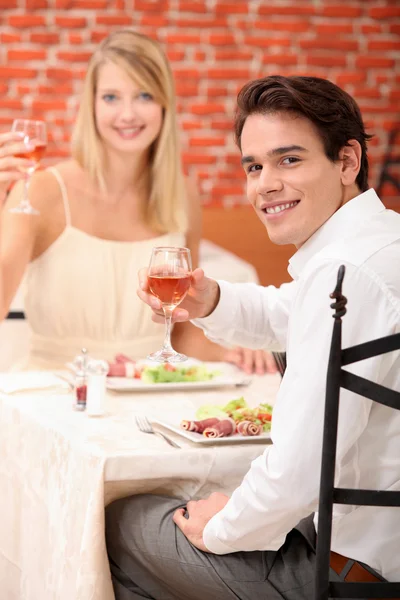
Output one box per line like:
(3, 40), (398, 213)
(105, 495), (319, 600)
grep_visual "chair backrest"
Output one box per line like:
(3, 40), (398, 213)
(314, 265), (400, 600)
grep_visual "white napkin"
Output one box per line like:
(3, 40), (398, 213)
(0, 371), (71, 394)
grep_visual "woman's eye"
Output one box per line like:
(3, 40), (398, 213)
(247, 164), (262, 173)
(102, 94), (118, 103)
(138, 91), (153, 101)
(281, 156), (300, 165)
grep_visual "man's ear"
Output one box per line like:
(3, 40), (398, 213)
(338, 139), (362, 186)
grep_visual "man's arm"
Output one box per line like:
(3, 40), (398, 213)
(202, 261), (398, 554)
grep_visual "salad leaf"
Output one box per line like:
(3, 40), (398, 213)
(195, 405), (229, 420)
(141, 364), (218, 384)
(222, 397), (248, 414)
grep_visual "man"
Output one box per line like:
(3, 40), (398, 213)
(106, 76), (400, 599)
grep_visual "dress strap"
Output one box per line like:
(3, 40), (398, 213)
(47, 167), (72, 227)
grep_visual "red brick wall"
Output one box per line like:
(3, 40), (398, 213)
(0, 0), (399, 207)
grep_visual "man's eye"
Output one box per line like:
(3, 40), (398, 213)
(138, 91), (153, 101)
(281, 157), (300, 165)
(102, 94), (117, 103)
(247, 164), (262, 173)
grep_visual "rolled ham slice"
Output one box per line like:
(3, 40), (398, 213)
(203, 418), (236, 438)
(180, 417), (220, 433)
(237, 420), (263, 436)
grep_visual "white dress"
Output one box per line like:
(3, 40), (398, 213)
(22, 167), (185, 369)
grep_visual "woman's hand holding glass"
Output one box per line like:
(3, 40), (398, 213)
(8, 119), (47, 215)
(0, 131), (38, 205)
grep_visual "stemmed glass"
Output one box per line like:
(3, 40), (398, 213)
(147, 246), (192, 363)
(9, 119), (47, 215)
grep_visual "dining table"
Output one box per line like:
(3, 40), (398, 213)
(0, 365), (281, 600)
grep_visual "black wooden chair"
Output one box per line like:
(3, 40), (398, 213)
(315, 265), (400, 599)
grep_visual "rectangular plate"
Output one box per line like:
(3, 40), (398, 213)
(106, 361), (251, 392)
(151, 417), (271, 445)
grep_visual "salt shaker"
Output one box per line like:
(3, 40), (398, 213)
(73, 348), (89, 411)
(86, 358), (109, 417)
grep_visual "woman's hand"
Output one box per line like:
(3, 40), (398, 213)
(223, 347), (278, 375)
(0, 132), (36, 204)
(137, 267), (221, 323)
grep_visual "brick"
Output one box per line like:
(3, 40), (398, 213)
(190, 103), (226, 116)
(368, 40), (400, 51)
(215, 50), (253, 61)
(0, 99), (24, 110)
(174, 68), (201, 79)
(30, 32), (60, 44)
(211, 120), (234, 131)
(211, 184), (244, 196)
(166, 33), (201, 44)
(175, 83), (199, 96)
(174, 17), (227, 28)
(57, 51), (92, 62)
(46, 68), (75, 80)
(26, 0), (48, 7)
(189, 137), (225, 147)
(69, 33), (83, 44)
(336, 72), (367, 86)
(244, 36), (291, 48)
(8, 49), (47, 61)
(32, 100), (67, 111)
(55, 16), (87, 28)
(0, 0), (17, 7)
(90, 31), (109, 43)
(368, 6), (400, 19)
(316, 23), (353, 35)
(361, 24), (382, 34)
(306, 55), (347, 67)
(207, 87), (229, 97)
(57, 0), (107, 7)
(207, 68), (251, 80)
(140, 15), (168, 26)
(181, 121), (202, 131)
(254, 20), (309, 33)
(96, 14), (132, 25)
(177, 1), (207, 12)
(320, 5), (362, 17)
(262, 53), (299, 66)
(209, 34), (236, 46)
(215, 2), (248, 14)
(182, 153), (217, 165)
(8, 15), (46, 27)
(389, 89), (400, 101)
(39, 83), (74, 95)
(258, 5), (316, 16)
(0, 84), (8, 94)
(299, 38), (359, 51)
(1, 32), (22, 43)
(389, 24), (400, 35)
(0, 66), (37, 79)
(167, 50), (185, 61)
(353, 87), (383, 100)
(135, 0), (169, 11)
(17, 85), (31, 95)
(355, 56), (395, 69)
(193, 51), (206, 61)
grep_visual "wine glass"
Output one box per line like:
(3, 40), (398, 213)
(147, 246), (192, 363)
(9, 119), (47, 215)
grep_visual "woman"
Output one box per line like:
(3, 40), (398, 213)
(0, 29), (276, 374)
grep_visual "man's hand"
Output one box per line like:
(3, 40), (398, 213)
(173, 492), (230, 552)
(224, 347), (278, 375)
(137, 267), (220, 323)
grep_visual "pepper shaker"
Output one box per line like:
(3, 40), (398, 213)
(72, 348), (89, 411)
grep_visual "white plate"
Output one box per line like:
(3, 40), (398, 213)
(106, 361), (251, 392)
(152, 418), (271, 445)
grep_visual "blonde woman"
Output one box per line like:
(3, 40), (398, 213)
(1, 30), (276, 373)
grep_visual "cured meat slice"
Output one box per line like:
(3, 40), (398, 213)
(203, 418), (236, 438)
(180, 417), (220, 433)
(237, 420), (263, 436)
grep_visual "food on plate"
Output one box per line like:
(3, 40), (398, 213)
(180, 397), (273, 438)
(106, 356), (219, 384)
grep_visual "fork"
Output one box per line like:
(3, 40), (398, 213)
(135, 415), (181, 448)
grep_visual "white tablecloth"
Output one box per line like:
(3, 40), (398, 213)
(0, 368), (280, 600)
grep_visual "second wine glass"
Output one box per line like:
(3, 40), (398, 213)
(9, 119), (47, 215)
(147, 246), (192, 363)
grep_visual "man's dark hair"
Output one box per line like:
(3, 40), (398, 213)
(234, 75), (373, 192)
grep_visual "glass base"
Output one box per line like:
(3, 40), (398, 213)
(9, 204), (39, 215)
(147, 349), (188, 363)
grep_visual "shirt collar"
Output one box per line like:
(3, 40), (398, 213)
(288, 189), (386, 279)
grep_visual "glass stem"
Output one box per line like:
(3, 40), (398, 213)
(161, 307), (174, 352)
(22, 173), (31, 208)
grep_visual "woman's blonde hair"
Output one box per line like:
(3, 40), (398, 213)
(71, 29), (187, 233)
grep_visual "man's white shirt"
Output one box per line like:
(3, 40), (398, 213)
(193, 189), (400, 581)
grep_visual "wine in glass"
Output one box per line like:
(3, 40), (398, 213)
(9, 119), (47, 215)
(147, 246), (192, 363)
